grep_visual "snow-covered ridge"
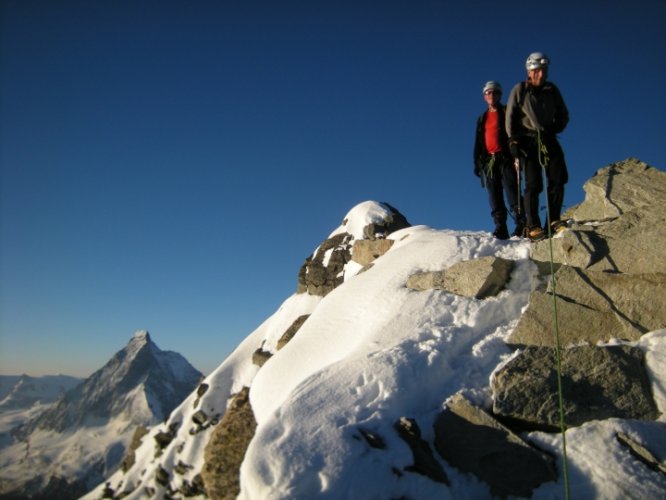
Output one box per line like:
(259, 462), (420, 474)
(85, 190), (666, 499)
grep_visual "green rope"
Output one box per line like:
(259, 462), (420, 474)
(538, 129), (571, 500)
(486, 154), (496, 179)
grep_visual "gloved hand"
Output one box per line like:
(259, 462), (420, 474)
(509, 138), (525, 159)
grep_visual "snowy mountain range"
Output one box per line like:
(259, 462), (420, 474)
(0, 374), (82, 411)
(0, 331), (201, 499)
(82, 159), (666, 500)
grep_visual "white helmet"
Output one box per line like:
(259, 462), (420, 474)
(526, 52), (549, 70)
(482, 80), (502, 94)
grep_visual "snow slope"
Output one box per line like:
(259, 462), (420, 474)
(85, 202), (666, 499)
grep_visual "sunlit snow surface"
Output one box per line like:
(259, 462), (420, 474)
(85, 202), (666, 499)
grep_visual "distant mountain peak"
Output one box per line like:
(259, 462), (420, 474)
(131, 330), (151, 342)
(23, 332), (201, 434)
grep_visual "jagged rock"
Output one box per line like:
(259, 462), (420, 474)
(296, 202), (410, 296)
(356, 202), (410, 239)
(508, 265), (666, 347)
(351, 239), (395, 266)
(277, 314), (310, 350)
(179, 474), (207, 497)
(407, 256), (513, 299)
(297, 233), (353, 296)
(154, 421), (180, 453)
(532, 158), (666, 274)
(192, 410), (208, 427)
(615, 432), (666, 475)
(155, 466), (169, 486)
(394, 417), (449, 485)
(193, 383), (209, 408)
(201, 387), (257, 500)
(174, 460), (194, 475)
(571, 158), (666, 221)
(491, 345), (659, 430)
(154, 430), (174, 451)
(251, 347), (272, 367)
(434, 393), (556, 498)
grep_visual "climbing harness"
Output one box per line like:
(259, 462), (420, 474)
(539, 128), (571, 500)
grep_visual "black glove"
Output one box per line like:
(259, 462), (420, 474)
(509, 138), (525, 159)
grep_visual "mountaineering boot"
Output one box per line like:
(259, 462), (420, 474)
(527, 226), (546, 242)
(550, 219), (568, 234)
(493, 223), (510, 240)
(512, 219), (526, 238)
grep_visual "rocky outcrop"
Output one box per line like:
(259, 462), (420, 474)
(491, 345), (658, 430)
(508, 266), (666, 346)
(277, 314), (310, 350)
(297, 202), (410, 296)
(201, 388), (256, 500)
(297, 232), (353, 297)
(509, 158), (666, 348)
(531, 158), (666, 274)
(407, 256), (514, 299)
(433, 393), (556, 498)
(431, 159), (665, 494)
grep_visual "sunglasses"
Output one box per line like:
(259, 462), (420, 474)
(484, 90), (501, 95)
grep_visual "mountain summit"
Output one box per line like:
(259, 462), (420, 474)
(0, 331), (202, 499)
(27, 330), (201, 433)
(83, 159), (665, 499)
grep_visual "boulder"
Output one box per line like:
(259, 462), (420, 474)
(407, 256), (514, 299)
(507, 265), (666, 346)
(252, 347), (272, 367)
(433, 393), (556, 498)
(351, 239), (394, 266)
(491, 345), (659, 430)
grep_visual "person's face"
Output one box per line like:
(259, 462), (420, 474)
(528, 67), (548, 87)
(483, 89), (501, 107)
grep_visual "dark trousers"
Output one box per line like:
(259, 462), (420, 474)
(483, 155), (524, 229)
(521, 136), (568, 229)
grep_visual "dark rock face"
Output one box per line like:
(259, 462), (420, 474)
(297, 232), (353, 296)
(394, 417), (449, 485)
(433, 394), (556, 498)
(491, 345), (659, 430)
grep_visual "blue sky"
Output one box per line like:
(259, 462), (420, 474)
(2, 0), (665, 377)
